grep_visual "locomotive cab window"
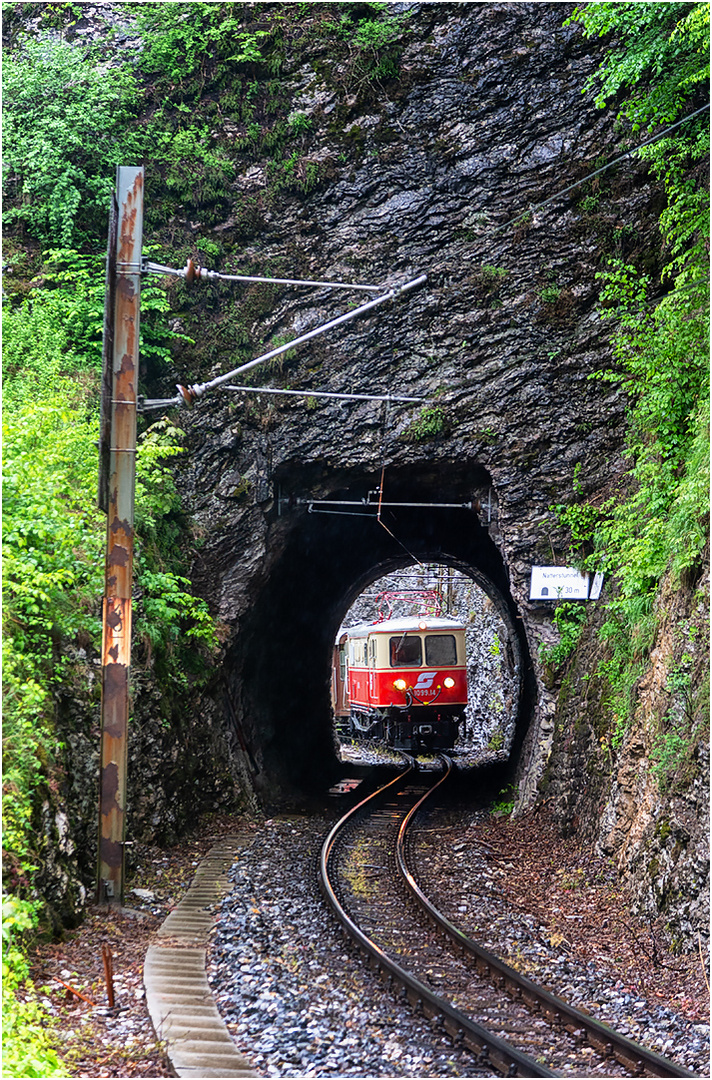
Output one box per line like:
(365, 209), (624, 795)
(425, 634), (458, 665)
(390, 635), (422, 667)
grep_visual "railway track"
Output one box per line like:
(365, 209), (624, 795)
(319, 755), (699, 1078)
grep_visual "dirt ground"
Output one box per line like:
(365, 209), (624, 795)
(23, 806), (709, 1077)
(468, 807), (709, 1024)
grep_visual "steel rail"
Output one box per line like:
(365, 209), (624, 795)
(319, 762), (557, 1078)
(396, 761), (699, 1080)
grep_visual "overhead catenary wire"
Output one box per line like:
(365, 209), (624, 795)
(171, 274), (428, 408)
(372, 395), (426, 567)
(138, 102), (709, 413)
(463, 102), (711, 248)
(143, 259), (386, 292)
(222, 384), (425, 403)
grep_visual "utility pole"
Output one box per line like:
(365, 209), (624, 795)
(97, 166), (143, 904)
(94, 166), (426, 905)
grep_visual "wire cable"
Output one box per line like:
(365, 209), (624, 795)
(459, 103), (711, 250)
(138, 103), (709, 413)
(374, 399), (425, 566)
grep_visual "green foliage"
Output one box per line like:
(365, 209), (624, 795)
(289, 111), (313, 136)
(2, 298), (105, 900)
(492, 789), (515, 815)
(2, 256), (216, 914)
(565, 3), (710, 129)
(3, 247), (185, 392)
(651, 654), (707, 790)
(402, 405), (448, 442)
(579, 192), (602, 214)
(350, 11), (408, 80)
(567, 2), (710, 285)
(556, 3), (710, 747)
(133, 419), (218, 684)
(2, 39), (144, 246)
(481, 264), (509, 283)
(540, 603), (589, 671)
(314, 3), (412, 86)
(3, 898), (68, 1078)
(539, 284), (562, 303)
(133, 3), (269, 92)
(147, 110), (236, 219)
(267, 150), (321, 196)
(487, 727), (505, 753)
(582, 265), (709, 596)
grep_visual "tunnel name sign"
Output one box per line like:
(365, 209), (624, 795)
(530, 567), (604, 600)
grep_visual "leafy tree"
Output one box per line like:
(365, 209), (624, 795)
(567, 3), (709, 128)
(566, 2), (710, 281)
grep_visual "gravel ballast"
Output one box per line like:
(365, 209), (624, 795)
(207, 768), (709, 1078)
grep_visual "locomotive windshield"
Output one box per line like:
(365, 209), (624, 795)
(425, 634), (458, 665)
(390, 635), (422, 666)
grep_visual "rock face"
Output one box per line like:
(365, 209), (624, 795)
(14, 2), (706, 945)
(539, 558), (710, 951)
(163, 2), (659, 802)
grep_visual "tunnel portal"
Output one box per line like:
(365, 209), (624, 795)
(222, 469), (535, 801)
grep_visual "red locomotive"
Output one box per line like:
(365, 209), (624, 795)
(332, 616), (467, 751)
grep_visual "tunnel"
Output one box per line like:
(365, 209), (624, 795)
(221, 463), (536, 802)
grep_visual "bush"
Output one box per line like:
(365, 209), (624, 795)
(2, 897), (68, 1077)
(2, 40), (144, 246)
(554, 3), (710, 744)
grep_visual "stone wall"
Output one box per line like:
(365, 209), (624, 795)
(163, 2), (660, 799)
(538, 558), (710, 951)
(12, 2), (704, 940)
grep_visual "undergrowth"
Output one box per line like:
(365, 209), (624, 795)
(1, 251), (217, 1072)
(553, 3), (709, 775)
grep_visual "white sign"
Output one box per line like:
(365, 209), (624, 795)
(589, 571), (605, 600)
(530, 566), (589, 600)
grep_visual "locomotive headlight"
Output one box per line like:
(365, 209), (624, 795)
(443, 677), (455, 688)
(394, 678), (407, 691)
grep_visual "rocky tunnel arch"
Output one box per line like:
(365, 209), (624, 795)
(221, 465), (536, 803)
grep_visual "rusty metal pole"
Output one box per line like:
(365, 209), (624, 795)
(97, 166), (144, 904)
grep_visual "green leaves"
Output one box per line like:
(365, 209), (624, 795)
(133, 3), (269, 91)
(540, 603), (588, 671)
(566, 4), (710, 283)
(401, 405), (448, 442)
(132, 418), (218, 684)
(1, 254), (216, 925)
(555, 4), (710, 748)
(2, 40), (144, 246)
(2, 897), (68, 1079)
(566, 3), (709, 128)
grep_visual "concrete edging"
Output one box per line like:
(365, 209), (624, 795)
(144, 838), (257, 1078)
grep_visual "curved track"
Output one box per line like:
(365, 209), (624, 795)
(319, 756), (698, 1078)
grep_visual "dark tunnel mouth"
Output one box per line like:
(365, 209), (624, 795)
(224, 471), (536, 801)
